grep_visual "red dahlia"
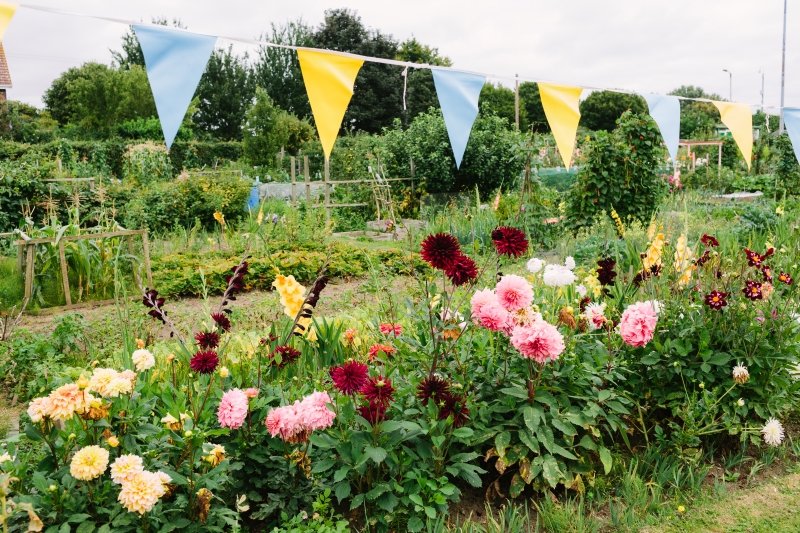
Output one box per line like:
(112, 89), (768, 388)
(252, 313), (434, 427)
(420, 233), (461, 270)
(744, 248), (774, 268)
(597, 258), (617, 286)
(700, 234), (720, 247)
(360, 376), (395, 406)
(438, 392), (469, 427)
(190, 350), (219, 374)
(695, 250), (711, 267)
(445, 253), (478, 286)
(416, 376), (451, 406)
(704, 290), (729, 310)
(272, 345), (301, 368)
(330, 360), (369, 395)
(778, 271), (793, 285)
(194, 330), (221, 350)
(743, 280), (763, 301)
(762, 265), (773, 282)
(211, 312), (232, 332)
(490, 227), (529, 259)
(357, 401), (387, 425)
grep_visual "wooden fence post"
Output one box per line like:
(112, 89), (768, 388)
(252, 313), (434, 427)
(142, 231), (153, 289)
(58, 241), (72, 306)
(24, 244), (34, 302)
(304, 156), (311, 203)
(324, 157), (331, 222)
(290, 156), (296, 205)
(410, 157), (415, 197)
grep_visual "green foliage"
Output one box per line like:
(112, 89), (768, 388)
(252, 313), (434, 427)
(0, 151), (59, 231)
(566, 111), (668, 231)
(242, 89), (315, 168)
(194, 46), (256, 141)
(480, 83), (518, 127)
(0, 101), (59, 143)
(668, 86), (722, 139)
(395, 38), (450, 123)
(579, 91), (647, 132)
(769, 133), (800, 194)
(121, 144), (173, 185)
(518, 82), (548, 134)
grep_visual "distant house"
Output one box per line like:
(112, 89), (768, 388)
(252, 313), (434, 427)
(714, 124), (761, 140)
(0, 42), (11, 102)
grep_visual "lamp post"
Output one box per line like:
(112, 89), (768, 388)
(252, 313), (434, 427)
(723, 69), (732, 101)
(780, 0), (788, 133)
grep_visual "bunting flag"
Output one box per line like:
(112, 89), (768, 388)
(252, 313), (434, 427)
(783, 108), (800, 166)
(713, 101), (753, 170)
(0, 2), (16, 41)
(538, 83), (582, 169)
(431, 69), (486, 168)
(298, 50), (363, 159)
(133, 25), (217, 149)
(640, 93), (680, 162)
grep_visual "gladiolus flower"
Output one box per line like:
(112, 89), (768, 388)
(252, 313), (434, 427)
(777, 271), (793, 285)
(379, 323), (402, 336)
(368, 344), (395, 361)
(596, 258), (617, 287)
(701, 234), (720, 247)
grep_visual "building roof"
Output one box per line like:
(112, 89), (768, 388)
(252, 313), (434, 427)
(0, 42), (12, 88)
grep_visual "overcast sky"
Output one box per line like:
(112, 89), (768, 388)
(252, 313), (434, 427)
(4, 0), (799, 114)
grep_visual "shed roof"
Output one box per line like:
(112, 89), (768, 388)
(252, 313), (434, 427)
(0, 42), (12, 88)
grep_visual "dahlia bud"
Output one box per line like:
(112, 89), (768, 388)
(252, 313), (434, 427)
(107, 436), (119, 448)
(136, 338), (145, 349)
(184, 430), (193, 438)
(167, 353), (175, 362)
(48, 485), (57, 492)
(219, 366), (229, 378)
(77, 376), (89, 389)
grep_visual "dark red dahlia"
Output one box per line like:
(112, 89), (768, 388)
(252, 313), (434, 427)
(416, 376), (451, 406)
(194, 330), (221, 350)
(272, 345), (301, 368)
(357, 401), (387, 425)
(762, 265), (773, 282)
(211, 312), (231, 332)
(701, 234), (720, 247)
(744, 248), (774, 268)
(420, 233), (461, 270)
(438, 392), (469, 427)
(330, 360), (369, 395)
(190, 350), (219, 374)
(597, 258), (617, 286)
(578, 297), (592, 313)
(704, 290), (729, 310)
(778, 271), (793, 285)
(695, 250), (711, 267)
(491, 227), (529, 259)
(360, 376), (395, 406)
(743, 280), (763, 301)
(445, 253), (478, 286)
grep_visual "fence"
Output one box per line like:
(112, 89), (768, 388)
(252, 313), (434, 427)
(281, 155), (416, 221)
(12, 228), (153, 310)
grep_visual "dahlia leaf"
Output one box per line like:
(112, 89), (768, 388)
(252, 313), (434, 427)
(599, 446), (612, 474)
(364, 445), (387, 465)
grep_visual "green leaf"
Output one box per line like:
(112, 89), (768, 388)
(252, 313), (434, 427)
(640, 352), (661, 365)
(542, 455), (561, 488)
(334, 465), (351, 483)
(522, 405), (541, 433)
(59, 524), (71, 533)
(159, 469), (188, 486)
(75, 522), (95, 533)
(365, 445), (387, 464)
(24, 424), (43, 442)
(500, 386), (529, 399)
(707, 352), (731, 366)
(599, 446), (612, 474)
(312, 459), (337, 473)
(68, 515), (91, 524)
(407, 517), (424, 532)
(495, 432), (511, 457)
(409, 494), (424, 507)
(350, 494), (365, 510)
(96, 526), (111, 533)
(424, 506), (437, 519)
(578, 435), (597, 451)
(308, 433), (336, 449)
(452, 427), (474, 439)
(334, 481), (351, 503)
(597, 389), (612, 402)
(519, 431), (540, 454)
(509, 473), (526, 498)
(552, 418), (577, 437)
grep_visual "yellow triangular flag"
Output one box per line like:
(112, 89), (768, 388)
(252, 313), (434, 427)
(297, 50), (363, 159)
(713, 101), (753, 170)
(538, 83), (583, 169)
(0, 2), (17, 41)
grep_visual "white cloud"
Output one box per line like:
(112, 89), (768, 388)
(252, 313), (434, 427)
(4, 0), (798, 114)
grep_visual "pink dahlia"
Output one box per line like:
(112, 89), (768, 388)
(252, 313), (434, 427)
(470, 288), (497, 319)
(299, 391), (336, 432)
(217, 388), (249, 430)
(619, 301), (658, 347)
(244, 388), (259, 398)
(477, 302), (512, 332)
(496, 275), (534, 312)
(265, 404), (303, 442)
(510, 321), (565, 363)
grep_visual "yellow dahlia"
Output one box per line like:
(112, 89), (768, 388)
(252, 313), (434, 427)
(70, 445), (109, 481)
(47, 384), (88, 421)
(110, 454), (144, 485)
(88, 368), (119, 397)
(118, 471), (166, 514)
(131, 349), (155, 372)
(107, 377), (133, 397)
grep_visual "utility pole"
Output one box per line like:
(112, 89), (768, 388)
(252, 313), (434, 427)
(515, 74), (520, 130)
(723, 69), (732, 101)
(761, 68), (768, 132)
(780, 0), (788, 133)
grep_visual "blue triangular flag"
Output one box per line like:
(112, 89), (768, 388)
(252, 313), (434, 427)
(133, 25), (217, 149)
(640, 93), (681, 162)
(783, 108), (800, 166)
(431, 69), (486, 168)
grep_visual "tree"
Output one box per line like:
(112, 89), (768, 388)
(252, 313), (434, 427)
(253, 18), (315, 118)
(518, 82), (548, 133)
(479, 82), (520, 127)
(194, 46), (255, 140)
(668, 85), (722, 139)
(0, 101), (58, 143)
(395, 37), (450, 124)
(43, 63), (156, 137)
(242, 88), (315, 168)
(579, 90), (647, 132)
(313, 9), (402, 134)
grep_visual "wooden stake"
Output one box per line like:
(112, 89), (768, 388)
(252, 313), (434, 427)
(324, 157), (331, 222)
(290, 156), (296, 205)
(24, 244), (34, 301)
(58, 241), (71, 306)
(304, 156), (311, 203)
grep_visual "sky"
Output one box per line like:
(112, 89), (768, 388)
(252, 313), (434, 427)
(3, 0), (798, 114)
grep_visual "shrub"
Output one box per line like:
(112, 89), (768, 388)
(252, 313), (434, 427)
(565, 111), (668, 232)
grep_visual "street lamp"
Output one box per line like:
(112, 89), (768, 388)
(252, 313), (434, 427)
(723, 69), (732, 101)
(780, 0), (788, 133)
